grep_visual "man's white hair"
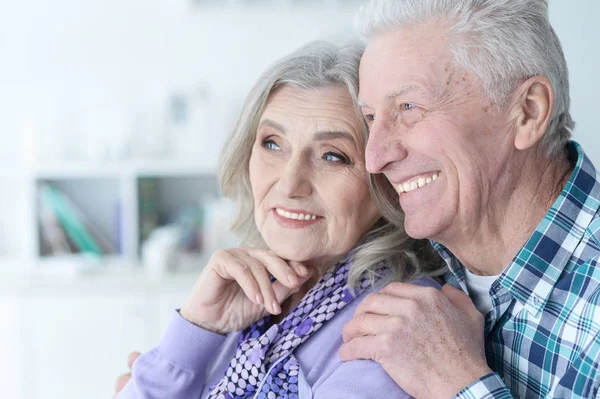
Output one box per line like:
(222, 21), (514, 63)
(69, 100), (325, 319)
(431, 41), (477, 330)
(357, 0), (574, 157)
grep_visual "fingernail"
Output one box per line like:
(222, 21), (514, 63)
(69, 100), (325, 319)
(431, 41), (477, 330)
(272, 300), (281, 314)
(255, 293), (264, 304)
(287, 273), (298, 286)
(297, 264), (308, 276)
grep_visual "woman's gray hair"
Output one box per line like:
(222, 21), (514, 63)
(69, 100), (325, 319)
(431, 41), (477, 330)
(357, 0), (574, 158)
(219, 41), (445, 289)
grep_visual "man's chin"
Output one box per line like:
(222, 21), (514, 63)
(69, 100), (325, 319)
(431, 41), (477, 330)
(403, 218), (436, 240)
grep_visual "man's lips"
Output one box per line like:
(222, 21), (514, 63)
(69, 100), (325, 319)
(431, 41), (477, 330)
(391, 171), (441, 193)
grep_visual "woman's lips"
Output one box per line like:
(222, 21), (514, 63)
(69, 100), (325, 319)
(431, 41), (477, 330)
(272, 208), (322, 229)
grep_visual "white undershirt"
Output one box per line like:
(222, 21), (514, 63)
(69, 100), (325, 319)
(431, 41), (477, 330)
(463, 268), (501, 316)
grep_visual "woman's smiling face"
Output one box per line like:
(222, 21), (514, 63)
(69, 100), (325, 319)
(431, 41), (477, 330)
(249, 85), (380, 266)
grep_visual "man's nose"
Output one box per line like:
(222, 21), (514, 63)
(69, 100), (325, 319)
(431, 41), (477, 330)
(365, 120), (408, 174)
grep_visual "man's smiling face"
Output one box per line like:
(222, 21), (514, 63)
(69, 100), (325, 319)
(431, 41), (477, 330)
(360, 21), (517, 242)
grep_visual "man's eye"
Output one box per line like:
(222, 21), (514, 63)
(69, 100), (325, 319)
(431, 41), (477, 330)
(401, 103), (416, 111)
(262, 139), (280, 151)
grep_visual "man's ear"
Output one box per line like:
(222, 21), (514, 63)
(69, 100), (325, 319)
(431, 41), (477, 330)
(511, 76), (554, 151)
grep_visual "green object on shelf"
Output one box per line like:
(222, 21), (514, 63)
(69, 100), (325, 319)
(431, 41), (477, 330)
(40, 184), (104, 257)
(138, 177), (160, 248)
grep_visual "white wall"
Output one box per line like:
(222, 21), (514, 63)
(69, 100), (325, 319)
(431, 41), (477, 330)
(0, 0), (598, 163)
(549, 0), (600, 164)
(0, 1), (360, 162)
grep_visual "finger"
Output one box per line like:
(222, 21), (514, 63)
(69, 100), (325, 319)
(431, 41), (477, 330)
(216, 255), (264, 306)
(342, 313), (398, 342)
(353, 292), (406, 318)
(127, 351), (141, 369)
(271, 279), (304, 304)
(289, 261), (311, 277)
(234, 251), (281, 315)
(442, 283), (478, 314)
(380, 281), (439, 299)
(245, 249), (304, 289)
(204, 250), (262, 305)
(260, 249), (311, 278)
(114, 373), (131, 394)
(250, 281), (297, 322)
(339, 336), (380, 362)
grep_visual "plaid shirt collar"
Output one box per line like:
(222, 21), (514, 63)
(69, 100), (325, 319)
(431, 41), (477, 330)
(433, 141), (600, 317)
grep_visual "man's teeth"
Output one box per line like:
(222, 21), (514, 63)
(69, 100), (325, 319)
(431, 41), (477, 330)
(275, 208), (318, 220)
(398, 173), (440, 193)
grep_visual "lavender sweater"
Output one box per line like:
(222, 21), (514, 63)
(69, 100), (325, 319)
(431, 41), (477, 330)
(117, 277), (440, 399)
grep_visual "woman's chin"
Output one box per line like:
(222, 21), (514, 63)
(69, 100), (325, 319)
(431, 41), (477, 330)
(265, 243), (316, 263)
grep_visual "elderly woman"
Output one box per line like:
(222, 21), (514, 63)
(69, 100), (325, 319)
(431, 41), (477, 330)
(115, 41), (445, 399)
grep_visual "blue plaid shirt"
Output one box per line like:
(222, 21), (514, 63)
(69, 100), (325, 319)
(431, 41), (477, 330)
(433, 142), (600, 398)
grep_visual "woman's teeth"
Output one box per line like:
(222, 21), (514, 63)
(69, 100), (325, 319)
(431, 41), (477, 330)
(275, 208), (318, 220)
(398, 173), (440, 193)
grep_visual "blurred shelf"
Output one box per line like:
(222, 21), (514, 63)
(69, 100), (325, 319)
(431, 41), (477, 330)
(30, 163), (124, 179)
(28, 159), (216, 179)
(134, 159), (217, 177)
(0, 253), (208, 297)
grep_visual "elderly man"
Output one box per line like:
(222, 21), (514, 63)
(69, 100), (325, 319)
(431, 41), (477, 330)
(339, 1), (600, 398)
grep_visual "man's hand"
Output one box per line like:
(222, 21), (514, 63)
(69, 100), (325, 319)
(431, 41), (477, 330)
(114, 351), (141, 397)
(339, 283), (492, 398)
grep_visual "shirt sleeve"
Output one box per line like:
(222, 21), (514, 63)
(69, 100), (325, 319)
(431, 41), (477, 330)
(312, 358), (413, 399)
(453, 373), (514, 399)
(115, 310), (227, 399)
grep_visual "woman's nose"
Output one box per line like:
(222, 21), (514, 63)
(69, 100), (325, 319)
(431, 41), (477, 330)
(275, 157), (312, 199)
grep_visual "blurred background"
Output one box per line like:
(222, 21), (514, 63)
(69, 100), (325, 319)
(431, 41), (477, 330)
(0, 1), (597, 398)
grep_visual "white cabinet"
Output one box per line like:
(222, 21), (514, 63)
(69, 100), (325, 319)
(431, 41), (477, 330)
(0, 270), (198, 399)
(0, 298), (24, 399)
(22, 294), (153, 399)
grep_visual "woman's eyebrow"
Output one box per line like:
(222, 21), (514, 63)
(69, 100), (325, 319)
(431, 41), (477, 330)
(313, 131), (357, 149)
(258, 119), (287, 134)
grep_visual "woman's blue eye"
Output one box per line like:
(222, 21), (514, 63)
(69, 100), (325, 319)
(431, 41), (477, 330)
(401, 103), (416, 111)
(323, 152), (348, 164)
(262, 139), (280, 151)
(364, 114), (375, 122)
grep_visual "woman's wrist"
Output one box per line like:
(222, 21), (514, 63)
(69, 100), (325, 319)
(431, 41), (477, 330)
(179, 307), (227, 335)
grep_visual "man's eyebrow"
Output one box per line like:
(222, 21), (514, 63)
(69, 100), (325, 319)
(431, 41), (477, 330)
(386, 84), (422, 100)
(358, 84), (422, 108)
(258, 119), (286, 133)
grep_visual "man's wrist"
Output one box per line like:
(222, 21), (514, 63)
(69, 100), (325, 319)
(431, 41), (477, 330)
(444, 365), (494, 398)
(452, 372), (510, 399)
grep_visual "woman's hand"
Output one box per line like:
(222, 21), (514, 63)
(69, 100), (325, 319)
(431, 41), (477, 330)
(180, 248), (312, 334)
(113, 351), (140, 397)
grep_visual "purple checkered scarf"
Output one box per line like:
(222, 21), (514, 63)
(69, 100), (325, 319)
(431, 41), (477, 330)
(207, 256), (373, 399)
